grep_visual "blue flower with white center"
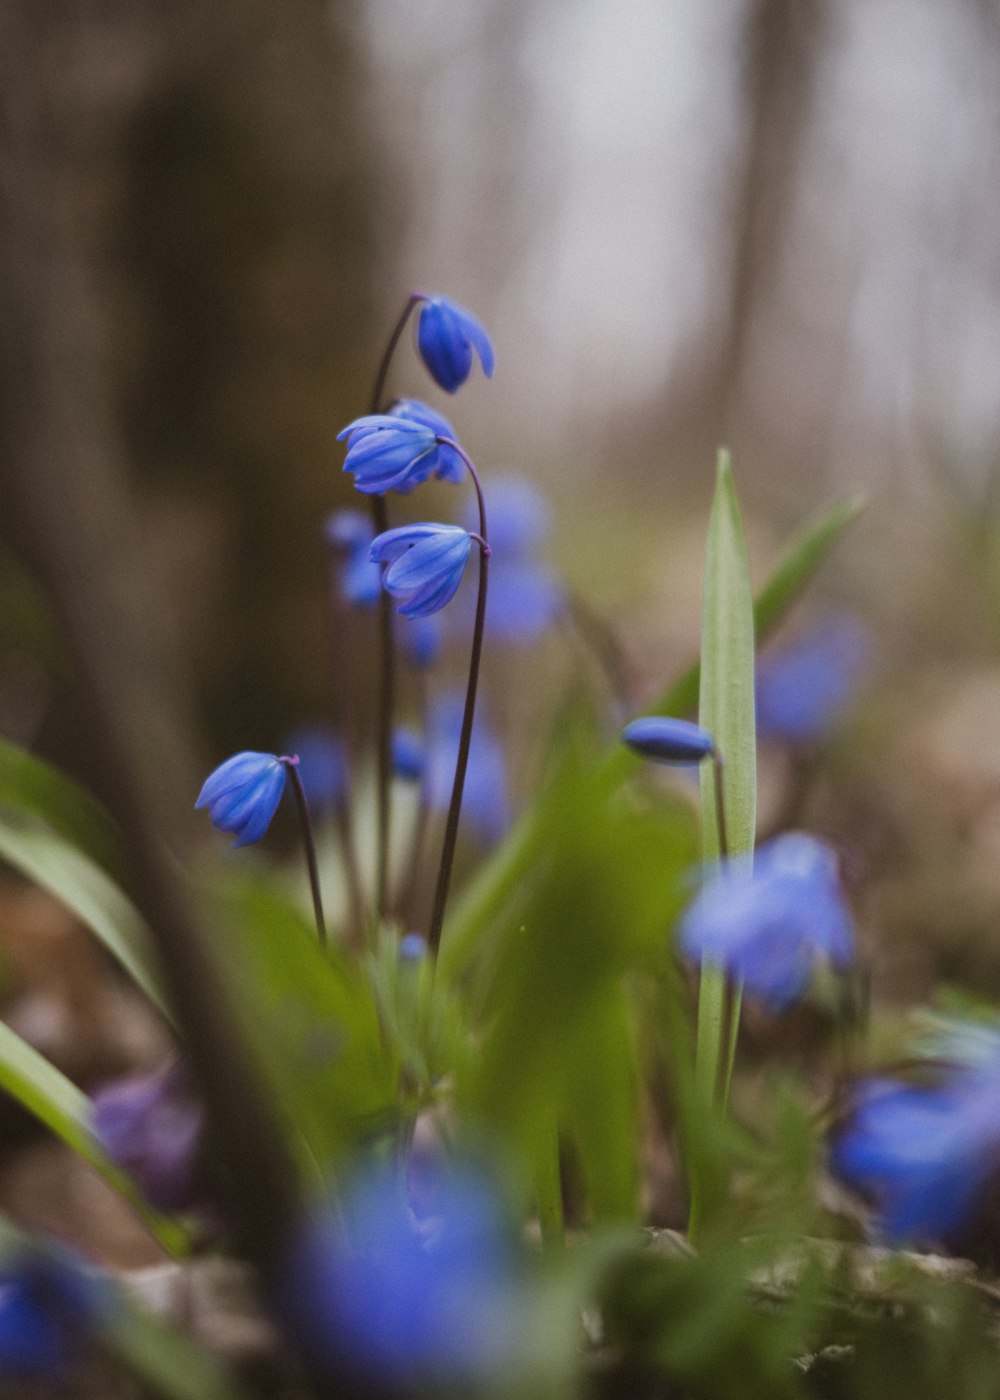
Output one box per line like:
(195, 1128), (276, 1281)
(279, 1162), (519, 1387)
(392, 727), (425, 783)
(426, 694), (509, 844)
(678, 832), (854, 1009)
(415, 295), (495, 394)
(92, 1061), (204, 1213)
(830, 1050), (1000, 1248)
(622, 716), (716, 764)
(284, 728), (348, 812)
(389, 399), (465, 485)
(370, 523), (474, 619)
(0, 1249), (101, 1381)
(459, 474), (563, 644)
(324, 509), (381, 607)
(338, 415), (440, 495)
(195, 751), (288, 847)
(756, 614), (871, 746)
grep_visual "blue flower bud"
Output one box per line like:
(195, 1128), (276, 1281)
(621, 716), (716, 764)
(399, 932), (428, 961)
(195, 751), (287, 847)
(415, 295), (495, 394)
(338, 415), (439, 495)
(370, 523), (474, 619)
(392, 727), (425, 783)
(91, 1061), (204, 1213)
(679, 832), (854, 1009)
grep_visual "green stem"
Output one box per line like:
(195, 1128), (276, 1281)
(283, 759), (327, 949)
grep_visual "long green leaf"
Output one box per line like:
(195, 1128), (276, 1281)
(441, 492), (864, 976)
(0, 1018), (187, 1255)
(0, 814), (170, 1020)
(0, 737), (126, 879)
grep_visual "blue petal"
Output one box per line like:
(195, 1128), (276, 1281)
(370, 522), (460, 564)
(195, 752), (278, 809)
(621, 716), (715, 765)
(392, 727), (425, 782)
(417, 300), (473, 393)
(453, 303), (495, 378)
(383, 530), (471, 595)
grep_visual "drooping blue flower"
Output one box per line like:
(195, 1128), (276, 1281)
(338, 415), (441, 495)
(415, 295), (495, 394)
(829, 1051), (1000, 1247)
(389, 399), (466, 485)
(370, 523), (474, 619)
(400, 614), (444, 670)
(425, 694), (509, 844)
(324, 509), (381, 607)
(279, 1162), (519, 1386)
(92, 1061), (204, 1213)
(392, 727), (425, 783)
(195, 751), (287, 847)
(622, 716), (716, 764)
(284, 728), (348, 812)
(755, 614), (871, 746)
(0, 1249), (100, 1381)
(459, 474), (563, 644)
(678, 832), (854, 1009)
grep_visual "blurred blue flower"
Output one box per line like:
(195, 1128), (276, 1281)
(400, 613), (444, 669)
(92, 1061), (204, 1213)
(338, 415), (440, 495)
(755, 614), (871, 745)
(679, 832), (854, 1009)
(426, 694), (509, 844)
(371, 523), (474, 619)
(389, 399), (466, 485)
(284, 729), (348, 812)
(281, 1162), (518, 1386)
(460, 474), (563, 644)
(195, 751), (287, 847)
(830, 1053), (1000, 1247)
(399, 932), (428, 962)
(416, 295), (495, 394)
(622, 716), (716, 764)
(0, 1249), (100, 1381)
(392, 727), (425, 783)
(324, 509), (381, 607)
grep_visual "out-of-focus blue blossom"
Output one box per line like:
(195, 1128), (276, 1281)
(622, 716), (716, 764)
(0, 1249), (100, 1381)
(400, 613), (443, 670)
(755, 615), (871, 745)
(415, 295), (495, 394)
(284, 729), (348, 812)
(460, 474), (563, 644)
(389, 399), (465, 485)
(392, 727), (425, 784)
(195, 751), (288, 847)
(92, 1061), (204, 1213)
(338, 415), (440, 495)
(829, 1049), (1000, 1247)
(370, 523), (474, 619)
(399, 932), (428, 962)
(324, 509), (381, 607)
(426, 694), (509, 844)
(679, 832), (854, 1009)
(280, 1162), (519, 1386)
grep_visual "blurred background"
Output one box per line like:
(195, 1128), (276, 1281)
(4, 0), (1000, 1003)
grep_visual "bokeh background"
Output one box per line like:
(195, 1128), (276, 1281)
(4, 0), (1000, 1009)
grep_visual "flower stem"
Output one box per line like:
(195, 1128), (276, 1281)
(426, 438), (490, 957)
(282, 758), (327, 948)
(366, 292), (424, 932)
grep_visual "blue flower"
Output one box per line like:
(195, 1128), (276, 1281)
(92, 1062), (204, 1213)
(338, 415), (440, 495)
(0, 1249), (100, 1381)
(416, 295), (495, 394)
(324, 509), (381, 607)
(622, 716), (716, 764)
(370, 523), (474, 619)
(678, 832), (854, 1009)
(195, 751), (287, 847)
(460, 475), (563, 644)
(399, 932), (428, 961)
(756, 614), (871, 746)
(279, 1162), (519, 1386)
(829, 1053), (1000, 1247)
(284, 729), (348, 812)
(392, 727), (425, 783)
(425, 694), (509, 843)
(389, 399), (466, 485)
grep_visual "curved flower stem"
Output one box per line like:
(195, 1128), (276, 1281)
(281, 758), (327, 949)
(366, 293), (426, 932)
(426, 438), (490, 957)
